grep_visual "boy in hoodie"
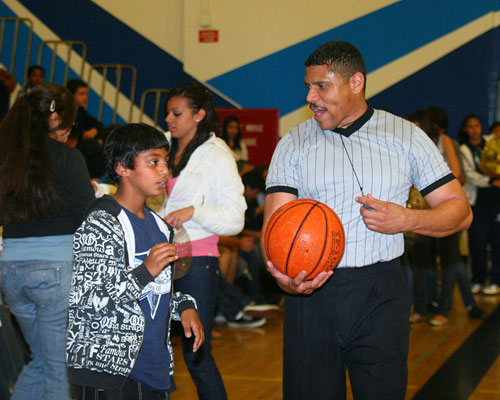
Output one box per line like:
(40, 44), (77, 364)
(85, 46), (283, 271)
(67, 123), (204, 399)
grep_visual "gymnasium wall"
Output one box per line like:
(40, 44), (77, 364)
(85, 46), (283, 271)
(1, 0), (499, 137)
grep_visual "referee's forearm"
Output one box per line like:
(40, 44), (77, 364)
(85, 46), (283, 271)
(406, 198), (472, 237)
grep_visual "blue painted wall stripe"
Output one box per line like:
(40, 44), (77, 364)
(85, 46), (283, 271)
(207, 0), (499, 115)
(370, 27), (500, 140)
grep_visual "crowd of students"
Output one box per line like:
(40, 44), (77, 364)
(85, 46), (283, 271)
(403, 107), (500, 326)
(0, 64), (499, 399)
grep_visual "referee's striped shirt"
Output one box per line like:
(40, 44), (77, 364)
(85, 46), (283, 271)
(266, 106), (454, 268)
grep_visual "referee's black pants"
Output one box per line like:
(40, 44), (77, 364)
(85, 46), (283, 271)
(283, 259), (411, 400)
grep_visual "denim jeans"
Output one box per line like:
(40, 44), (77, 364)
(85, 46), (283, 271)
(0, 260), (73, 400)
(174, 256), (227, 400)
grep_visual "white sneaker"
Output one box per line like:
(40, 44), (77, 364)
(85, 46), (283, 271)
(214, 312), (227, 325)
(482, 284), (500, 295)
(227, 311), (266, 328)
(471, 283), (482, 294)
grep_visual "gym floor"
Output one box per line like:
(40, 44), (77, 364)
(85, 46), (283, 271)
(171, 290), (500, 400)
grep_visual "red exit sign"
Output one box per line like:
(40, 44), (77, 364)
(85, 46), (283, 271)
(199, 30), (218, 43)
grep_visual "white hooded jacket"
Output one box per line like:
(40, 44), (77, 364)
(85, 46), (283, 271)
(160, 133), (246, 240)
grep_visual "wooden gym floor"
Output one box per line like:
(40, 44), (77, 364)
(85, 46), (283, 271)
(170, 291), (500, 400)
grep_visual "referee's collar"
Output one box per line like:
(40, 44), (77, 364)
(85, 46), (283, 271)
(331, 105), (374, 137)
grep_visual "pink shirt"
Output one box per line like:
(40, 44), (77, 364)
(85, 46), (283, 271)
(165, 176), (219, 257)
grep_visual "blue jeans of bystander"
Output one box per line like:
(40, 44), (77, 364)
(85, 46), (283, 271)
(0, 260), (73, 400)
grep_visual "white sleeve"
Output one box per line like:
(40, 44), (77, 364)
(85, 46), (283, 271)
(190, 150), (246, 236)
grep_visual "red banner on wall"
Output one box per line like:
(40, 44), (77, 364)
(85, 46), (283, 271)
(216, 108), (280, 166)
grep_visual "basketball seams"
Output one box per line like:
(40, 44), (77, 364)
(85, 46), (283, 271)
(284, 201), (319, 275)
(302, 203), (329, 279)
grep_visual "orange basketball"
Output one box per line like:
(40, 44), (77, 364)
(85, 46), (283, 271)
(264, 199), (345, 280)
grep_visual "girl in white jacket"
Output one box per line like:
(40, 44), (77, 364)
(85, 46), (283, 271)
(161, 82), (246, 400)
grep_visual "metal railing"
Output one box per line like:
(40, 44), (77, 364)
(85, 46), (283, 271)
(0, 17), (33, 81)
(88, 64), (137, 124)
(139, 88), (169, 128)
(37, 40), (86, 85)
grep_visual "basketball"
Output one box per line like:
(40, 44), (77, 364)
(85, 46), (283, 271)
(264, 199), (345, 280)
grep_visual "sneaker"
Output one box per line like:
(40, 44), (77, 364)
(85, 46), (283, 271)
(471, 283), (482, 294)
(227, 311), (266, 328)
(409, 312), (427, 324)
(467, 305), (488, 320)
(429, 315), (449, 326)
(482, 284), (500, 295)
(214, 312), (227, 325)
(244, 302), (280, 312)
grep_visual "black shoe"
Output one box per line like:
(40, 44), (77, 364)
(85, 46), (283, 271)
(468, 305), (487, 320)
(227, 312), (266, 328)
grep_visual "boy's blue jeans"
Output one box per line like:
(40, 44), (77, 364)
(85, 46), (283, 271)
(0, 260), (73, 400)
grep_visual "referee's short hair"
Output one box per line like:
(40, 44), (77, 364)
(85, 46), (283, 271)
(305, 41), (366, 85)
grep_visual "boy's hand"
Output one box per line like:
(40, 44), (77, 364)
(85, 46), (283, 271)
(144, 243), (178, 278)
(180, 309), (204, 352)
(164, 206), (194, 229)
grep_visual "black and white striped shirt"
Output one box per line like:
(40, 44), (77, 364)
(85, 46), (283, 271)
(266, 107), (453, 268)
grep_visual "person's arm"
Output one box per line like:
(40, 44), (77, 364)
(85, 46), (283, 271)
(171, 292), (203, 352)
(442, 135), (463, 183)
(356, 178), (472, 237)
(82, 128), (98, 140)
(260, 192), (333, 295)
(218, 235), (255, 252)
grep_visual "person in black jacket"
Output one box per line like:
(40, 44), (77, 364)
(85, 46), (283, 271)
(67, 124), (204, 400)
(0, 82), (95, 399)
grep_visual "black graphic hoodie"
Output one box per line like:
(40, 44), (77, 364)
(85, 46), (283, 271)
(66, 195), (196, 391)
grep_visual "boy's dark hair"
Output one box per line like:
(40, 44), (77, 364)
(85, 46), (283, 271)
(242, 171), (265, 192)
(104, 123), (169, 184)
(66, 78), (88, 94)
(27, 65), (45, 78)
(305, 41), (366, 87)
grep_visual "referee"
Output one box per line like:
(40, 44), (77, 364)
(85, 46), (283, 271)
(261, 41), (472, 400)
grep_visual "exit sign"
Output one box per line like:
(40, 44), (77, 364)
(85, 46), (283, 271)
(199, 30), (218, 43)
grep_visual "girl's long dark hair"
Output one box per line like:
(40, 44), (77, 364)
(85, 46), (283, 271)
(165, 82), (219, 177)
(221, 115), (242, 150)
(0, 82), (77, 225)
(458, 114), (481, 145)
